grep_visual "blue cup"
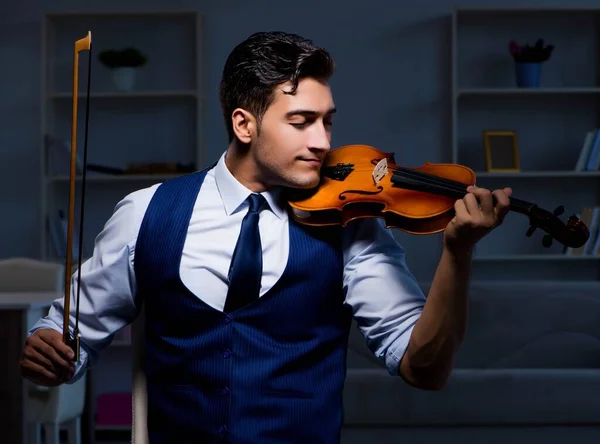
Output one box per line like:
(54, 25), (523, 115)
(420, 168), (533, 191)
(515, 62), (541, 88)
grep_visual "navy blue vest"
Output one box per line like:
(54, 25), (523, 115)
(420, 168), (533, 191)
(133, 168), (353, 443)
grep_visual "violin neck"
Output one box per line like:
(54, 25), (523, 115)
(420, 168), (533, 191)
(391, 168), (534, 216)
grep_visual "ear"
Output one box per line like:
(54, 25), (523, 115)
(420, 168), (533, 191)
(231, 108), (256, 144)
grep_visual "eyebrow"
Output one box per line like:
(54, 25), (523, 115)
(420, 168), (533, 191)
(285, 107), (336, 118)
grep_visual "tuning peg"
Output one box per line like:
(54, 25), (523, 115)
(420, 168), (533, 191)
(553, 205), (564, 216)
(526, 225), (536, 237)
(542, 234), (553, 248)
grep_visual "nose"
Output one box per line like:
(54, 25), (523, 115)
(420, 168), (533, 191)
(308, 121), (331, 153)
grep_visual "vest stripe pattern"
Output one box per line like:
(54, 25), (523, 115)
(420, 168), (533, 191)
(134, 168), (353, 443)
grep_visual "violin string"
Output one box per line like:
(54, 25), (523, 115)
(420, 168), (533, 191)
(351, 161), (533, 210)
(354, 164), (534, 212)
(390, 170), (469, 200)
(390, 167), (534, 212)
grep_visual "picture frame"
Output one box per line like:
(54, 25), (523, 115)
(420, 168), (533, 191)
(483, 130), (520, 172)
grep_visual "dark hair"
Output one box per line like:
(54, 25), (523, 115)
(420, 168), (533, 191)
(219, 31), (335, 142)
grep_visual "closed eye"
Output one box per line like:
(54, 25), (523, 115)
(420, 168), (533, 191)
(291, 120), (332, 129)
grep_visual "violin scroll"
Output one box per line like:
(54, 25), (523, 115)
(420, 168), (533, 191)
(525, 204), (589, 249)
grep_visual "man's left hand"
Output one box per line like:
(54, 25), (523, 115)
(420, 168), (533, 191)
(443, 185), (512, 255)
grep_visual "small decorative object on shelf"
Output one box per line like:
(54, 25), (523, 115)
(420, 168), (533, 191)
(98, 47), (148, 91)
(483, 130), (520, 172)
(508, 39), (554, 88)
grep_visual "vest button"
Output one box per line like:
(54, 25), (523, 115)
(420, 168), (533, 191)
(218, 424), (228, 436)
(222, 349), (231, 358)
(224, 314), (232, 323)
(220, 386), (229, 395)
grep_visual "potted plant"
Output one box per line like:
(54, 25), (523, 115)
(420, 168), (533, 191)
(98, 48), (148, 91)
(508, 39), (554, 88)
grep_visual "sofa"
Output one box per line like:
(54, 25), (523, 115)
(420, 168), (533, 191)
(342, 280), (600, 443)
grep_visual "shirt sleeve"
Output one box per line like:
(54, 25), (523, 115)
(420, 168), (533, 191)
(28, 184), (159, 383)
(342, 217), (426, 376)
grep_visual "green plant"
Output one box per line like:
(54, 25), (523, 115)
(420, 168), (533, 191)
(509, 39), (554, 63)
(98, 48), (148, 69)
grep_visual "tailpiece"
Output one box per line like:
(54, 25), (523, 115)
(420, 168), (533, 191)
(62, 31), (92, 361)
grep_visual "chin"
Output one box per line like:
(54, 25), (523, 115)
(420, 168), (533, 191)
(284, 174), (321, 190)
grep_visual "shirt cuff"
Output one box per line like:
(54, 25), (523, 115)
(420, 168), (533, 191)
(384, 323), (416, 376)
(29, 318), (90, 384)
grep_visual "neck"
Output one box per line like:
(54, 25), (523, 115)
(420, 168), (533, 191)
(391, 166), (534, 215)
(224, 143), (270, 193)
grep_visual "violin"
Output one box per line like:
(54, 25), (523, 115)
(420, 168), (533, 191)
(287, 144), (590, 249)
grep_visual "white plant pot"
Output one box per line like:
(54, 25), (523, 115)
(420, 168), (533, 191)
(111, 67), (136, 91)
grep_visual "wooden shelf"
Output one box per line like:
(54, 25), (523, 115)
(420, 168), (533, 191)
(40, 10), (204, 261)
(475, 171), (600, 178)
(47, 90), (198, 99)
(451, 7), (600, 279)
(47, 173), (188, 182)
(458, 87), (600, 96)
(473, 254), (600, 261)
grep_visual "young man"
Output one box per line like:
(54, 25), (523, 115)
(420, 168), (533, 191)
(21, 31), (511, 442)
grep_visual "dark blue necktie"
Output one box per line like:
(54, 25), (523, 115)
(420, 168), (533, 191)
(224, 193), (266, 313)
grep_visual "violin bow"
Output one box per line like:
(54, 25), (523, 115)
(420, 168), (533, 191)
(62, 31), (92, 362)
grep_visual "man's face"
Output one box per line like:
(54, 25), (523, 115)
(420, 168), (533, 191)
(252, 77), (336, 189)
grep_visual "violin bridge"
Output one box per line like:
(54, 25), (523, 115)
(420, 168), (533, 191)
(372, 158), (388, 184)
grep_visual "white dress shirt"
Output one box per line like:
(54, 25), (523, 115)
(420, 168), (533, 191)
(31, 151), (426, 380)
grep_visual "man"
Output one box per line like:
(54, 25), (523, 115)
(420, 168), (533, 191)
(21, 31), (511, 442)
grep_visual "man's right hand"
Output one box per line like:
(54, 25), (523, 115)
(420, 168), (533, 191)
(20, 328), (76, 386)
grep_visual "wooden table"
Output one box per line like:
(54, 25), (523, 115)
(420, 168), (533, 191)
(0, 291), (94, 444)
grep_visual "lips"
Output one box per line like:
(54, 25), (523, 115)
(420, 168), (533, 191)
(301, 159), (322, 168)
(300, 158), (322, 165)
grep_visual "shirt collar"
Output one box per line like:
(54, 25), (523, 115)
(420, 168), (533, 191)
(214, 151), (285, 219)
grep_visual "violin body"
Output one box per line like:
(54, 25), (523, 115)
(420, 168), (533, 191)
(287, 144), (590, 249)
(288, 144), (476, 235)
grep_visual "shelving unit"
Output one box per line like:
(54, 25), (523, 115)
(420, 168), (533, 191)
(40, 10), (204, 262)
(451, 7), (600, 280)
(39, 9), (204, 436)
